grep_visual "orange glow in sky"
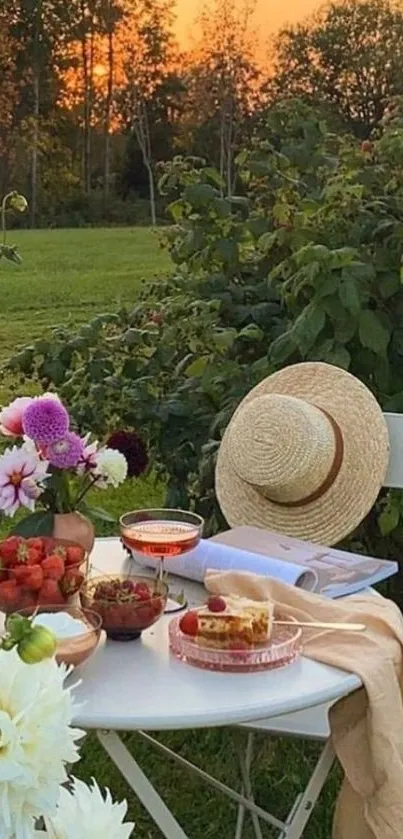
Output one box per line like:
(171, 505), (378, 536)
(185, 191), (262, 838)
(175, 0), (319, 44)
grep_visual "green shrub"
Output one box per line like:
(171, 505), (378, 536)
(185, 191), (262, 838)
(7, 99), (403, 572)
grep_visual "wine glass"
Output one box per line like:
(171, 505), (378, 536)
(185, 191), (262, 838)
(120, 508), (204, 609)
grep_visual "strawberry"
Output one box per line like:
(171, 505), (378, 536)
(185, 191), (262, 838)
(59, 568), (84, 596)
(65, 545), (85, 567)
(42, 555), (65, 581)
(0, 536), (23, 567)
(0, 579), (18, 609)
(207, 595), (227, 613)
(38, 579), (64, 606)
(133, 582), (151, 601)
(24, 564), (44, 592)
(11, 565), (31, 585)
(27, 537), (46, 558)
(179, 610), (198, 637)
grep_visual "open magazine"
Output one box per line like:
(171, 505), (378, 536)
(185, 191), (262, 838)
(134, 525), (398, 598)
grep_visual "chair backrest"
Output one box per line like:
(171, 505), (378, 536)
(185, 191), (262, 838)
(384, 413), (403, 489)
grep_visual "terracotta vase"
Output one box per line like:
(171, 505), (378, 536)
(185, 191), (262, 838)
(53, 511), (95, 554)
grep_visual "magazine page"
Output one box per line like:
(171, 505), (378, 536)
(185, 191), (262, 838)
(212, 526), (398, 598)
(133, 537), (318, 590)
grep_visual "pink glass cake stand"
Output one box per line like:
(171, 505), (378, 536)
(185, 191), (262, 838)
(169, 615), (302, 673)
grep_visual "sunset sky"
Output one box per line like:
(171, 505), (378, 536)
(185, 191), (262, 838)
(176, 0), (319, 44)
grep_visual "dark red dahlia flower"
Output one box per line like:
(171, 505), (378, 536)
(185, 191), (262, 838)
(106, 430), (148, 478)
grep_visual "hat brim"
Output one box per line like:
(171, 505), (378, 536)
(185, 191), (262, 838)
(216, 363), (390, 545)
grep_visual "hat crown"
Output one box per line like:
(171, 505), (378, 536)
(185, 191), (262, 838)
(228, 394), (339, 504)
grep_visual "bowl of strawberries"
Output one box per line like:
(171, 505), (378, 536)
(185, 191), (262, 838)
(0, 535), (88, 615)
(79, 573), (168, 641)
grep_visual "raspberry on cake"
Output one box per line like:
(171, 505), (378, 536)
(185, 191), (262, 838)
(194, 595), (273, 650)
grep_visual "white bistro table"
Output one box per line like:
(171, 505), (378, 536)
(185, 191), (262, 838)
(71, 538), (361, 839)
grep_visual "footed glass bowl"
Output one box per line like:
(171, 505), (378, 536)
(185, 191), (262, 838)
(80, 573), (168, 641)
(15, 604), (102, 669)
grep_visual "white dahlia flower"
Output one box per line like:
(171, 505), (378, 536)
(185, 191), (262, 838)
(44, 777), (134, 839)
(0, 649), (83, 839)
(94, 448), (128, 488)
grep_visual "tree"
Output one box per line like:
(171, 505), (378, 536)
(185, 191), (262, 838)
(116, 0), (178, 224)
(269, 0), (403, 138)
(183, 0), (259, 196)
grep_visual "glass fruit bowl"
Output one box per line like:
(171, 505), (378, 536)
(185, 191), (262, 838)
(0, 535), (88, 616)
(14, 604), (102, 669)
(79, 573), (168, 641)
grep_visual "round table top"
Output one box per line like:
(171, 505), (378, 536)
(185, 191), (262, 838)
(71, 538), (361, 731)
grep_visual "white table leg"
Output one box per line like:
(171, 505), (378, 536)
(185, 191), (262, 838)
(97, 730), (189, 839)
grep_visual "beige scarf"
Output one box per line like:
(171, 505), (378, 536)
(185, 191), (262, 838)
(205, 570), (403, 839)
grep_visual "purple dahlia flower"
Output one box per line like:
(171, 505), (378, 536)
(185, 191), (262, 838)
(23, 397), (69, 444)
(46, 432), (84, 469)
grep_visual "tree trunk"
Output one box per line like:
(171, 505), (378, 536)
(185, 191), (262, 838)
(133, 98), (157, 226)
(103, 26), (114, 202)
(80, 0), (92, 195)
(88, 24), (94, 194)
(31, 0), (41, 228)
(31, 73), (39, 228)
(81, 30), (90, 192)
(219, 106), (226, 198)
(145, 160), (156, 226)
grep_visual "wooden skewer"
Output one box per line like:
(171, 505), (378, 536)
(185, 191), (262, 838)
(274, 619), (366, 632)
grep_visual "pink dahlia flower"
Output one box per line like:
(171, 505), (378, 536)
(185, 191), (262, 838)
(46, 432), (84, 469)
(0, 397), (33, 437)
(0, 446), (49, 516)
(77, 433), (99, 475)
(23, 397), (69, 444)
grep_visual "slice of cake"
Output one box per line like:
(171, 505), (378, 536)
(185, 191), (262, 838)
(178, 595), (274, 650)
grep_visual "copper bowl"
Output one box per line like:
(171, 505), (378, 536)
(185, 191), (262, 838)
(80, 573), (168, 641)
(0, 535), (89, 616)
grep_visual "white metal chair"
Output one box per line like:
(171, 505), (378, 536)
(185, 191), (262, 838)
(234, 411), (403, 839)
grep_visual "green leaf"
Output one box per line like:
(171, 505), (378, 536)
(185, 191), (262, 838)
(380, 274), (400, 299)
(12, 511), (54, 537)
(168, 199), (185, 222)
(259, 232), (278, 253)
(378, 502), (400, 536)
(84, 505), (117, 524)
(359, 310), (391, 356)
(322, 345), (351, 369)
(212, 328), (237, 350)
(339, 275), (361, 316)
(212, 197), (231, 218)
(183, 183), (217, 208)
(203, 167), (224, 188)
(238, 323), (264, 341)
(291, 303), (325, 355)
(185, 356), (209, 377)
(270, 330), (297, 364)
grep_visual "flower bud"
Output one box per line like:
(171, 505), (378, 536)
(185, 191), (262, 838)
(9, 192), (28, 213)
(17, 625), (56, 664)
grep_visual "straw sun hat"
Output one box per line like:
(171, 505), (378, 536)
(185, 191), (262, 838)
(215, 362), (390, 545)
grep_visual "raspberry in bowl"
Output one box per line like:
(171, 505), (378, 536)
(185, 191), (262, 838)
(79, 574), (168, 641)
(0, 535), (88, 616)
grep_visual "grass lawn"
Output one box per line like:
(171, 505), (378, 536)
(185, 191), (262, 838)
(0, 228), (338, 837)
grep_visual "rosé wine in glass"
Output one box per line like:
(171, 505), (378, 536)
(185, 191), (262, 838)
(120, 509), (204, 606)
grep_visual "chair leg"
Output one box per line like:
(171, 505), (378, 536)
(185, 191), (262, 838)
(235, 733), (264, 839)
(277, 738), (336, 839)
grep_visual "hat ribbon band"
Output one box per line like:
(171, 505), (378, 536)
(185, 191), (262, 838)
(275, 409), (344, 509)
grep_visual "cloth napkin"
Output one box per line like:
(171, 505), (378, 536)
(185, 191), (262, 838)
(205, 569), (403, 839)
